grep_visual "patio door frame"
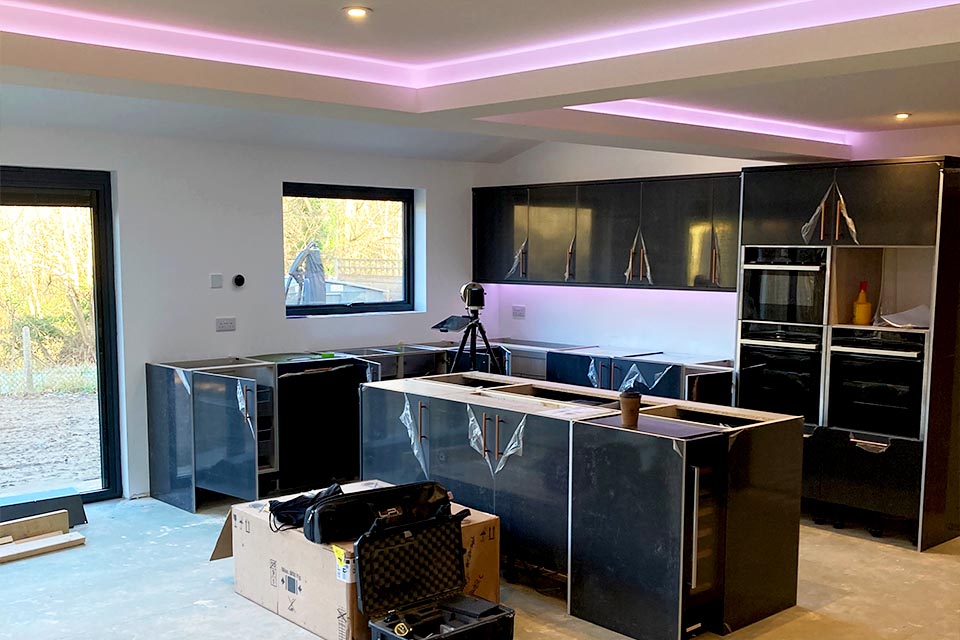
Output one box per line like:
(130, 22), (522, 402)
(0, 166), (122, 501)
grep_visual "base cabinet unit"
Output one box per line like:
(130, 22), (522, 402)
(611, 358), (683, 398)
(546, 351), (611, 389)
(360, 387), (432, 486)
(569, 412), (803, 640)
(147, 354), (379, 512)
(817, 431), (923, 520)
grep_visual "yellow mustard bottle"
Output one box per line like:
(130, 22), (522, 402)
(853, 280), (873, 326)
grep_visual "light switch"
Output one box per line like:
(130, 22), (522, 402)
(215, 317), (236, 332)
(512, 305), (526, 320)
(210, 273), (224, 289)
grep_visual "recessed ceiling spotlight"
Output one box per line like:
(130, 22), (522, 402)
(895, 113), (911, 120)
(343, 6), (371, 19)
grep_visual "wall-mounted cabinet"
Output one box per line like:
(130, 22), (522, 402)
(473, 174), (740, 291)
(742, 160), (941, 247)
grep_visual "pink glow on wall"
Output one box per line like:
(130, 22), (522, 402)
(566, 100), (854, 145)
(1, 0), (958, 88)
(485, 284), (739, 357)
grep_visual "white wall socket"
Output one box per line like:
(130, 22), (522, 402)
(210, 273), (223, 289)
(512, 305), (526, 320)
(215, 317), (236, 332)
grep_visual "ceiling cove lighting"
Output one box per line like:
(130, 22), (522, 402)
(566, 100), (853, 145)
(343, 6), (371, 19)
(1, 0), (959, 88)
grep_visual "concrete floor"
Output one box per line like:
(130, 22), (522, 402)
(0, 498), (957, 640)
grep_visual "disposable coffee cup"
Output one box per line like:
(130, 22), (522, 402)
(620, 390), (641, 429)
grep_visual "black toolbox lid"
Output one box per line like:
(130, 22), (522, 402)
(355, 514), (466, 619)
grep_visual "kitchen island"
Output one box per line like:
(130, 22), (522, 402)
(359, 372), (803, 640)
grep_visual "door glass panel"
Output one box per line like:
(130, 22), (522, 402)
(0, 204), (103, 496)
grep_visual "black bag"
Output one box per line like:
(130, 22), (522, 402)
(356, 511), (515, 640)
(268, 483), (343, 532)
(303, 481), (451, 544)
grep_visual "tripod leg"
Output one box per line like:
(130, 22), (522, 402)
(476, 322), (503, 375)
(451, 323), (472, 374)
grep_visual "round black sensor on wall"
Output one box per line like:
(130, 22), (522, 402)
(233, 274), (245, 288)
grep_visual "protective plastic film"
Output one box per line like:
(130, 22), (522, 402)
(466, 405), (495, 478)
(624, 226), (640, 284)
(399, 394), (428, 479)
(176, 368), (191, 395)
(801, 187), (829, 245)
(640, 232), (653, 285)
(495, 415), (526, 474)
(617, 363), (676, 392)
(236, 379), (256, 440)
(587, 358), (600, 388)
(836, 187), (859, 245)
(504, 238), (528, 279)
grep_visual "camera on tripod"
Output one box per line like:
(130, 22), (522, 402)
(430, 283), (502, 374)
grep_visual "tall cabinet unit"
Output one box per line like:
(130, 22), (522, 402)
(736, 156), (960, 550)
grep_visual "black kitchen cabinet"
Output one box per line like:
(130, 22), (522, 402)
(526, 185), (579, 283)
(741, 166), (836, 246)
(546, 351), (612, 389)
(833, 162), (940, 246)
(802, 427), (824, 501)
(712, 175), (742, 288)
(492, 411), (570, 573)
(429, 400), (496, 514)
(818, 430), (923, 520)
(360, 387), (431, 485)
(642, 177), (713, 288)
(473, 187), (529, 282)
(611, 358), (683, 398)
(577, 181), (643, 284)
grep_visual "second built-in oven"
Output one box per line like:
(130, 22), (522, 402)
(737, 322), (824, 426)
(741, 247), (828, 325)
(827, 328), (926, 440)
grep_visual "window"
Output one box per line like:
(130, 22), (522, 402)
(282, 183), (415, 316)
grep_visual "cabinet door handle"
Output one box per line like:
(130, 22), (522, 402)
(820, 201), (826, 241)
(482, 412), (490, 454)
(243, 386), (253, 423)
(495, 415), (502, 460)
(690, 466), (700, 590)
(849, 435), (889, 453)
(418, 401), (427, 441)
(639, 246), (646, 281)
(627, 247), (636, 283)
(565, 236), (576, 281)
(835, 199), (841, 241)
(521, 242), (528, 279)
(710, 245), (718, 285)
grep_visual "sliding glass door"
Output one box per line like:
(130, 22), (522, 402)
(0, 167), (121, 501)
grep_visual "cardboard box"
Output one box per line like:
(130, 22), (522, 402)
(210, 480), (500, 640)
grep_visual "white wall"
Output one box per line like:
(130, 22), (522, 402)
(475, 142), (776, 357)
(0, 125), (477, 498)
(851, 125), (960, 160)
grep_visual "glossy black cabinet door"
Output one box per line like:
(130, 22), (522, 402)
(192, 372), (259, 502)
(611, 358), (683, 398)
(570, 422), (684, 640)
(527, 185), (578, 283)
(642, 177), (713, 288)
(712, 175), (742, 289)
(819, 430), (922, 519)
(834, 162), (941, 246)
(493, 411), (570, 572)
(576, 181), (643, 285)
(801, 427), (824, 500)
(429, 400), (496, 514)
(742, 167), (836, 246)
(546, 352), (612, 389)
(738, 345), (823, 426)
(360, 388), (430, 484)
(473, 187), (529, 282)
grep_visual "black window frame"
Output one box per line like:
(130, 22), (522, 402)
(0, 165), (122, 503)
(282, 182), (415, 317)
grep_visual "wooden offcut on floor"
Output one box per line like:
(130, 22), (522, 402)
(0, 498), (957, 639)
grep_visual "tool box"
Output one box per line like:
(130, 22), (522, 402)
(356, 510), (514, 640)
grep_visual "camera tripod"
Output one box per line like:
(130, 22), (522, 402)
(450, 308), (503, 374)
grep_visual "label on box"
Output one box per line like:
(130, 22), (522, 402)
(333, 545), (356, 583)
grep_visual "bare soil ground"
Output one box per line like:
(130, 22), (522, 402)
(0, 392), (102, 497)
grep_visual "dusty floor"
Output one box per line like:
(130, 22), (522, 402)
(1, 498), (958, 640)
(0, 392), (102, 497)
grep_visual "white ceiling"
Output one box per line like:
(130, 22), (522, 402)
(659, 61), (960, 131)
(0, 85), (539, 162)
(33, 0), (753, 63)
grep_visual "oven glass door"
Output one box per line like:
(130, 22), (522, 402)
(741, 267), (825, 324)
(828, 351), (924, 439)
(739, 344), (823, 425)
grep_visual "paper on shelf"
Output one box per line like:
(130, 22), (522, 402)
(879, 305), (931, 329)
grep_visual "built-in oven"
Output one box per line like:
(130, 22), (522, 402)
(827, 328), (926, 440)
(741, 247), (828, 325)
(737, 322), (824, 426)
